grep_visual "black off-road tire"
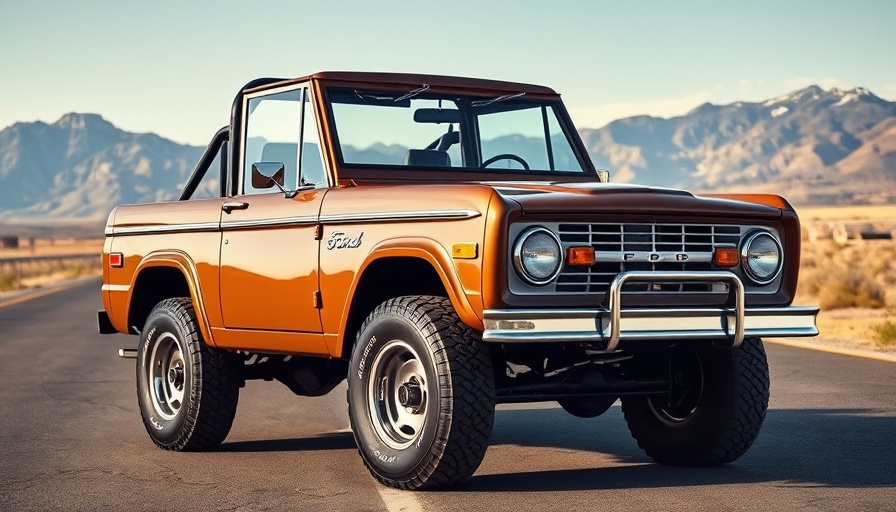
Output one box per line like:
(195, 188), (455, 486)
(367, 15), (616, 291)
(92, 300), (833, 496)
(136, 298), (240, 451)
(621, 337), (770, 466)
(348, 296), (495, 490)
(558, 396), (617, 418)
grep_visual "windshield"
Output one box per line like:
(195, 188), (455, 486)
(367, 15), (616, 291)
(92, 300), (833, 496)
(326, 87), (586, 174)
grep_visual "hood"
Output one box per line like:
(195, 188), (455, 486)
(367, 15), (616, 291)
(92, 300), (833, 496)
(491, 182), (784, 220)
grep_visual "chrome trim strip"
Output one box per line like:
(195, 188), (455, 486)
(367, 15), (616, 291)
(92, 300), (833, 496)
(320, 209), (480, 224)
(102, 284), (130, 292)
(592, 251), (714, 263)
(482, 305), (819, 346)
(221, 216), (318, 230)
(106, 209), (479, 235)
(482, 272), (819, 348)
(106, 222), (220, 236)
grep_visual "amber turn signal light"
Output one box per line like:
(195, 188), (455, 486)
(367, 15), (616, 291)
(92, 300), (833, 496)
(713, 247), (740, 267)
(452, 243), (478, 259)
(566, 246), (595, 266)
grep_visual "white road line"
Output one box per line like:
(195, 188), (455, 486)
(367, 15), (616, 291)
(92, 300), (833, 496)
(377, 485), (425, 512)
(327, 427), (425, 511)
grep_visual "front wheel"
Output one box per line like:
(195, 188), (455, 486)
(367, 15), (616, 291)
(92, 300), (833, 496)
(136, 298), (241, 451)
(621, 337), (770, 466)
(348, 296), (495, 490)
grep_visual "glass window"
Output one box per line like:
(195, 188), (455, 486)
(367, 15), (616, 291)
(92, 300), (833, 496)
(548, 109), (582, 172)
(331, 93), (463, 168)
(326, 87), (585, 174)
(478, 105), (582, 172)
(299, 90), (328, 187)
(478, 107), (550, 170)
(243, 89), (301, 194)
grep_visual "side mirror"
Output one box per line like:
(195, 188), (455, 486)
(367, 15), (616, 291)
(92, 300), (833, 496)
(597, 169), (610, 183)
(251, 162), (285, 189)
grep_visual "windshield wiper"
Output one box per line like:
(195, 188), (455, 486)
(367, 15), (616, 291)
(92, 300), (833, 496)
(471, 91), (526, 108)
(355, 84), (430, 103)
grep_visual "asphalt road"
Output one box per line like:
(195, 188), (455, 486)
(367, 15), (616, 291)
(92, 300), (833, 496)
(1, 277), (895, 511)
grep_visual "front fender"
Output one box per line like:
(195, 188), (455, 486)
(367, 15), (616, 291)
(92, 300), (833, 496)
(335, 237), (483, 350)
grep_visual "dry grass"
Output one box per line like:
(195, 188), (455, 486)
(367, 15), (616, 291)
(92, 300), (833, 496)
(795, 205), (896, 352)
(0, 237), (103, 291)
(873, 320), (896, 348)
(797, 238), (896, 308)
(0, 237), (103, 258)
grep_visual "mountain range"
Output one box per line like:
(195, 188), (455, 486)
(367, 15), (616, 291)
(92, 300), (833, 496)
(0, 85), (894, 220)
(581, 85), (896, 204)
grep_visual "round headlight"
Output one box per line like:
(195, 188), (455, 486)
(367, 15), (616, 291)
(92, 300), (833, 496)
(513, 227), (563, 285)
(740, 231), (783, 285)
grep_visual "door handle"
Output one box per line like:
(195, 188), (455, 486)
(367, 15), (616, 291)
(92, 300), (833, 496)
(222, 201), (249, 213)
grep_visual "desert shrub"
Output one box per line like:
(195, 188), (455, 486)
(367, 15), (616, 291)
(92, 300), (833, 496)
(0, 276), (17, 291)
(873, 320), (896, 348)
(816, 269), (886, 309)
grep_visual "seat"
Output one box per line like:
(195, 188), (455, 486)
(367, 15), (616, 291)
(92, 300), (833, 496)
(404, 149), (451, 167)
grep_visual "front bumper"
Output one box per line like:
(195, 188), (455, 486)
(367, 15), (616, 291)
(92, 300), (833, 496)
(482, 271), (819, 351)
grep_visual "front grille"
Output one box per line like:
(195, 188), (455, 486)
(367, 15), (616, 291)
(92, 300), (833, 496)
(556, 223), (743, 294)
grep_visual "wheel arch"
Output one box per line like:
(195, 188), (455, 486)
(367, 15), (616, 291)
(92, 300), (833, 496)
(127, 250), (217, 346)
(336, 239), (483, 360)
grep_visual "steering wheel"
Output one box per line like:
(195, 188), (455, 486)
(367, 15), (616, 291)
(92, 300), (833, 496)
(481, 153), (530, 170)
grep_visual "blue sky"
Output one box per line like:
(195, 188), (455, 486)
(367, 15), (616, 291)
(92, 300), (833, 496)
(1, 0), (894, 146)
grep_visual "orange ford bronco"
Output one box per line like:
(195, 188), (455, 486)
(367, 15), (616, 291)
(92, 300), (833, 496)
(98, 72), (819, 489)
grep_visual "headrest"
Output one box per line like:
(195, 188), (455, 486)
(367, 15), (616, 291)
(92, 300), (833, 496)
(404, 149), (451, 168)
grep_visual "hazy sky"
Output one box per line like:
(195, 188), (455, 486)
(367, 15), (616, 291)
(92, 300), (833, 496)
(1, 0), (894, 146)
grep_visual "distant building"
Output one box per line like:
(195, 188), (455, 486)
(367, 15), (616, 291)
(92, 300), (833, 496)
(0, 236), (19, 249)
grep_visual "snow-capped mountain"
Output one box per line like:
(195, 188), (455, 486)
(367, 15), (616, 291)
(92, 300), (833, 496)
(580, 85), (896, 204)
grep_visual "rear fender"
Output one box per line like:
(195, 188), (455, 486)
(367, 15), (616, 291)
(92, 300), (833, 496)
(127, 250), (217, 347)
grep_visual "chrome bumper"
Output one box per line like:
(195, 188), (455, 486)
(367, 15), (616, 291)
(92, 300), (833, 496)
(482, 271), (819, 351)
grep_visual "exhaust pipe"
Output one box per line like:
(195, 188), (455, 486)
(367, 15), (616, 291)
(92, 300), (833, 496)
(118, 348), (138, 359)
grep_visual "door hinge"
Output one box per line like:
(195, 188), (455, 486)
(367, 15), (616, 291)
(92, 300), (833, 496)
(314, 224), (323, 240)
(312, 290), (322, 309)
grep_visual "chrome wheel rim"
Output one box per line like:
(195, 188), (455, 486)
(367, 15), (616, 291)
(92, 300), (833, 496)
(148, 332), (186, 421)
(367, 339), (429, 450)
(648, 351), (704, 426)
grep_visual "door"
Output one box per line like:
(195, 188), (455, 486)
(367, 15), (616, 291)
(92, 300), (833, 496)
(219, 191), (324, 332)
(218, 83), (329, 335)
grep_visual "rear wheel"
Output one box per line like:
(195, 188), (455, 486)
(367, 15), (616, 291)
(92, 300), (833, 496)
(348, 296), (495, 490)
(621, 337), (769, 465)
(136, 298), (240, 451)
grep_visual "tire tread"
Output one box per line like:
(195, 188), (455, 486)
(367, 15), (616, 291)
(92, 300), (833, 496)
(351, 295), (494, 490)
